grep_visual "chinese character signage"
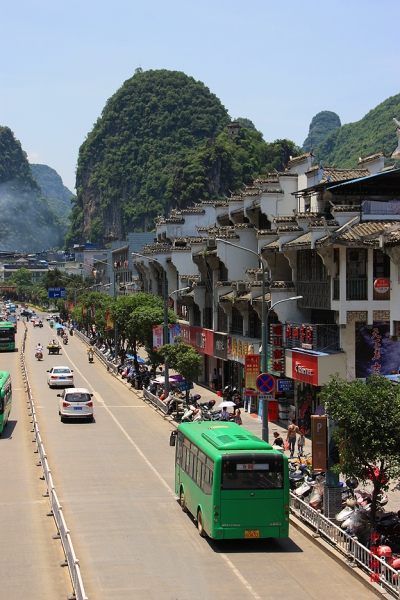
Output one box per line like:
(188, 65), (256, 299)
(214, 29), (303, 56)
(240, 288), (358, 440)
(227, 335), (259, 364)
(152, 324), (163, 351)
(245, 355), (260, 395)
(355, 321), (400, 378)
(286, 322), (315, 350)
(270, 324), (284, 375)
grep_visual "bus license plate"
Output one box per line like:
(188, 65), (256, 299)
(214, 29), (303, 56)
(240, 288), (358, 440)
(245, 530), (259, 538)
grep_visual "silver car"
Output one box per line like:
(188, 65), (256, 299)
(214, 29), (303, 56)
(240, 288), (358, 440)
(47, 366), (74, 388)
(57, 387), (94, 422)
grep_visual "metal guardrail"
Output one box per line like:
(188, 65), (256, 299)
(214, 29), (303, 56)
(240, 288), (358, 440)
(290, 493), (400, 597)
(20, 326), (88, 600)
(143, 387), (169, 416)
(73, 330), (118, 373)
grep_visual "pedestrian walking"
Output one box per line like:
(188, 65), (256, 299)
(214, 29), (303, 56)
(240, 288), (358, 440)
(297, 432), (305, 458)
(286, 419), (299, 458)
(233, 407), (242, 425)
(211, 368), (218, 389)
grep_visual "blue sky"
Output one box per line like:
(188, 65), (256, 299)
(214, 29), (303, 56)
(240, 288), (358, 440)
(1, 0), (399, 192)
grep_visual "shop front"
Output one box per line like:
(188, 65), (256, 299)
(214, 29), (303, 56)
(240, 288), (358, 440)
(284, 348), (346, 434)
(213, 333), (228, 391)
(180, 324), (214, 387)
(226, 335), (260, 396)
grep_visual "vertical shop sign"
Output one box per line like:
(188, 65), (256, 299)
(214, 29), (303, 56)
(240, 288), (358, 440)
(311, 416), (327, 472)
(270, 324), (284, 375)
(245, 354), (260, 395)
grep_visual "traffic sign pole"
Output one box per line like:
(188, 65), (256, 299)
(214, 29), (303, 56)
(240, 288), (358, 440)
(256, 373), (275, 442)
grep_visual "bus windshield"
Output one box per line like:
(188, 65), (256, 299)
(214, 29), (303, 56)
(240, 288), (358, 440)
(221, 454), (284, 490)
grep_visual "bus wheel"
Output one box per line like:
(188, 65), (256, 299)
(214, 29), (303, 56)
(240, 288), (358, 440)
(197, 510), (206, 537)
(180, 490), (187, 513)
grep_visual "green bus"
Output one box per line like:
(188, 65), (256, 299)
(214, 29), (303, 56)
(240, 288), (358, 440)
(175, 421), (290, 540)
(0, 321), (16, 352)
(0, 371), (12, 434)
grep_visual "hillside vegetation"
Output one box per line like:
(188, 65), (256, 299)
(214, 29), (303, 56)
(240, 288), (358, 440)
(302, 111), (341, 152)
(0, 126), (67, 251)
(30, 163), (74, 224)
(314, 94), (400, 166)
(68, 69), (301, 245)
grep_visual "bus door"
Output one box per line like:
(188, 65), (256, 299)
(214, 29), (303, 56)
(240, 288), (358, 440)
(220, 454), (285, 530)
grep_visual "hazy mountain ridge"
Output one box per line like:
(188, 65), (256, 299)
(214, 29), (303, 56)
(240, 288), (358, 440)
(0, 126), (67, 251)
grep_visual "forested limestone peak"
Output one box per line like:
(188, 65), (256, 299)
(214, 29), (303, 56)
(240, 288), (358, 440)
(314, 94), (400, 167)
(302, 111), (341, 152)
(0, 126), (67, 252)
(68, 69), (301, 246)
(30, 164), (74, 204)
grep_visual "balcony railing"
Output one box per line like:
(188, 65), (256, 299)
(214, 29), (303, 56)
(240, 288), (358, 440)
(346, 278), (367, 301)
(297, 281), (330, 309)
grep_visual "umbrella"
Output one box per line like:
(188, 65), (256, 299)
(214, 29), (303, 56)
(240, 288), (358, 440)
(218, 401), (236, 408)
(55, 324), (66, 329)
(126, 354), (146, 363)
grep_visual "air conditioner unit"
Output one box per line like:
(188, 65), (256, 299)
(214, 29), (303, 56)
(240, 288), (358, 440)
(237, 283), (247, 292)
(256, 272), (264, 281)
(207, 238), (216, 249)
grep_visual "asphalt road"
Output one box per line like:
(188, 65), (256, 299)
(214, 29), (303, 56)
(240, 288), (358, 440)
(2, 316), (379, 600)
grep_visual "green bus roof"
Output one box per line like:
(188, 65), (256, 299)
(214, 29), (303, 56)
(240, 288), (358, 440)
(178, 421), (273, 453)
(0, 371), (11, 385)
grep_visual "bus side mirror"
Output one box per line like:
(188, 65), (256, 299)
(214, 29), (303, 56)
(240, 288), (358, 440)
(169, 431), (177, 446)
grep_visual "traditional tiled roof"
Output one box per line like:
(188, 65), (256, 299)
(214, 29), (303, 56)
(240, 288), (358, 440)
(231, 208), (244, 215)
(357, 153), (385, 165)
(270, 281), (295, 289)
(276, 226), (303, 233)
(234, 223), (255, 229)
(261, 240), (280, 251)
(261, 188), (284, 194)
(180, 274), (200, 280)
(274, 217), (297, 224)
(257, 229), (278, 237)
(317, 220), (400, 248)
(282, 232), (312, 249)
(305, 166), (370, 183)
(383, 230), (400, 247)
(331, 205), (362, 212)
(287, 152), (313, 168)
(308, 219), (339, 228)
(246, 268), (263, 275)
(246, 203), (261, 212)
(217, 213), (230, 220)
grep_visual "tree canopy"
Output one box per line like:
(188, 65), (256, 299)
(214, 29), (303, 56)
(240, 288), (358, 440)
(319, 374), (400, 525)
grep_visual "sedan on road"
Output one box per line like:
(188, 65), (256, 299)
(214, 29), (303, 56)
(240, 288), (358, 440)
(57, 388), (94, 422)
(47, 366), (74, 388)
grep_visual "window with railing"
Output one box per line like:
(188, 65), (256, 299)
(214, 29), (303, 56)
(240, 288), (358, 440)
(217, 305), (228, 333)
(346, 249), (367, 300)
(231, 306), (243, 335)
(203, 307), (212, 329)
(297, 250), (330, 308)
(193, 305), (201, 327)
(248, 309), (262, 339)
(373, 249), (390, 300)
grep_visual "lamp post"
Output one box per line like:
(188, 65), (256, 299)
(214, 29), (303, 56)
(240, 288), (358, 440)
(132, 252), (181, 395)
(215, 238), (269, 373)
(262, 296), (303, 442)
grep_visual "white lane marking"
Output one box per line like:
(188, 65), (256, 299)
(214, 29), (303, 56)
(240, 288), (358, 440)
(219, 554), (262, 600)
(96, 405), (146, 408)
(61, 339), (264, 599)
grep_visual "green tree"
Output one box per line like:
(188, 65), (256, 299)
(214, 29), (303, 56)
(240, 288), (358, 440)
(319, 374), (400, 525)
(160, 338), (203, 402)
(8, 268), (33, 298)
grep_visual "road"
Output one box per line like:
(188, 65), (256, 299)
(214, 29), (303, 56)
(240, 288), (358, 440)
(1, 317), (378, 599)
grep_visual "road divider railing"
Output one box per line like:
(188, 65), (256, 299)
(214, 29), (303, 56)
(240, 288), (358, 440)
(73, 330), (118, 373)
(290, 493), (400, 598)
(142, 387), (170, 416)
(20, 327), (89, 600)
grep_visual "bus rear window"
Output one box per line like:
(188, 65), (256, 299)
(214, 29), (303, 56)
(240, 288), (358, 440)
(221, 455), (284, 490)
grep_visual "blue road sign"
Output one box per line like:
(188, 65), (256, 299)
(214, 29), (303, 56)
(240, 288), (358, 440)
(48, 287), (66, 299)
(256, 373), (275, 393)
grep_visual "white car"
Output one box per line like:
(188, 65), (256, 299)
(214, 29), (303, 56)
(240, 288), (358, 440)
(47, 366), (74, 388)
(57, 388), (94, 422)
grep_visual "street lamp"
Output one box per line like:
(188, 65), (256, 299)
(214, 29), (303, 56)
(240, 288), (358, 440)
(132, 253), (187, 395)
(215, 238), (269, 373)
(262, 296), (303, 442)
